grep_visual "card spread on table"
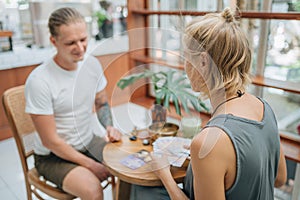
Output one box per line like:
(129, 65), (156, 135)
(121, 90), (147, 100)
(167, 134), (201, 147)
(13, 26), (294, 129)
(120, 149), (152, 170)
(152, 137), (191, 167)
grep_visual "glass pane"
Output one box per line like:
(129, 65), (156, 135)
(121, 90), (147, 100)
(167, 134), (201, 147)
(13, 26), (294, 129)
(265, 20), (300, 84)
(149, 0), (219, 11)
(225, 0), (300, 12)
(149, 15), (186, 63)
(238, 18), (300, 79)
(249, 85), (300, 139)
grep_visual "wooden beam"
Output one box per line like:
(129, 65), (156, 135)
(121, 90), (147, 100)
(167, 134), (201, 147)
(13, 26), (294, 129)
(0, 31), (13, 37)
(132, 9), (300, 20)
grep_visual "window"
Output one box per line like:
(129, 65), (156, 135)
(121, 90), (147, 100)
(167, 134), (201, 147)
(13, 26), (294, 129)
(128, 0), (300, 139)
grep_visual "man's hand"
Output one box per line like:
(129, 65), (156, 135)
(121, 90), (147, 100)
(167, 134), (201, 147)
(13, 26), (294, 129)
(87, 160), (112, 182)
(106, 126), (122, 142)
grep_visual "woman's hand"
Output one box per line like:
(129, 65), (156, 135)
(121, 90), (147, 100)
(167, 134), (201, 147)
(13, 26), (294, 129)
(150, 152), (189, 200)
(150, 152), (171, 178)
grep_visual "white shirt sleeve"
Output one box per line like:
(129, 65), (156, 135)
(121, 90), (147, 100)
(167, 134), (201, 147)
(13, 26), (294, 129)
(97, 74), (107, 93)
(90, 55), (107, 92)
(25, 73), (53, 115)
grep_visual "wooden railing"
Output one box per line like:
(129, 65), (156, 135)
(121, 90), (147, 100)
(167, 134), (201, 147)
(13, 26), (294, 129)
(131, 54), (300, 95)
(132, 9), (300, 20)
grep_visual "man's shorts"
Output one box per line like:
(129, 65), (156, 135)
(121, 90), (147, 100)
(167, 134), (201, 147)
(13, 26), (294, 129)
(34, 135), (107, 189)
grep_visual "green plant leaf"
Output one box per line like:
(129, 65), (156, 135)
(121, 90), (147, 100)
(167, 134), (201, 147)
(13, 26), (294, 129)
(163, 92), (170, 109)
(93, 11), (108, 27)
(199, 100), (210, 112)
(117, 71), (154, 89)
(176, 94), (190, 114)
(116, 68), (209, 115)
(116, 73), (143, 89)
(171, 93), (181, 116)
(154, 88), (165, 105)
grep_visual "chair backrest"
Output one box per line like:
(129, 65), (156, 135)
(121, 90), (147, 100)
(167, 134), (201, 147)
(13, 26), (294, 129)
(2, 85), (36, 173)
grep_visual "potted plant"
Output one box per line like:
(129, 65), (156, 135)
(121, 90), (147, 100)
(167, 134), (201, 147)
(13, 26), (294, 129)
(117, 69), (209, 118)
(93, 1), (113, 40)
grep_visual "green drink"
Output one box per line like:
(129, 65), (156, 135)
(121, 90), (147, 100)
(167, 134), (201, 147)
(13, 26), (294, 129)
(181, 116), (201, 139)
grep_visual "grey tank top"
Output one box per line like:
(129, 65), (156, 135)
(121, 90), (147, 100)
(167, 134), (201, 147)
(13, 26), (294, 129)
(184, 97), (280, 200)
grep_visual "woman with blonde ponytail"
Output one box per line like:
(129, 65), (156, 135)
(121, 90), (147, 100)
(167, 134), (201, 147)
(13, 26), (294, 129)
(147, 7), (287, 200)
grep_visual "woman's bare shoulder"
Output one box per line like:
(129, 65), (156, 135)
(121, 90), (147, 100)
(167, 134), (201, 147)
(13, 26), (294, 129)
(191, 127), (233, 160)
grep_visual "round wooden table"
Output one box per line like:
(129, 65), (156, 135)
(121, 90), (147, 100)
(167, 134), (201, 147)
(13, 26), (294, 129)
(103, 135), (188, 200)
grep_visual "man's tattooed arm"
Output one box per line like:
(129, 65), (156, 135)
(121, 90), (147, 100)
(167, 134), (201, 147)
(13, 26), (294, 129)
(95, 90), (113, 128)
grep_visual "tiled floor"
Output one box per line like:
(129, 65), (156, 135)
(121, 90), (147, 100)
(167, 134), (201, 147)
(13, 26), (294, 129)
(0, 103), (294, 199)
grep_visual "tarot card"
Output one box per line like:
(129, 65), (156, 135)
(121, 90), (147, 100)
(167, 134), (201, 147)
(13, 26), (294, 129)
(120, 154), (146, 170)
(136, 149), (152, 162)
(120, 149), (152, 170)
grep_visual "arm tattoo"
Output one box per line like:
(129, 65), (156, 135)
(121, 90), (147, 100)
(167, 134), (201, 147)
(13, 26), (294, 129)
(96, 102), (113, 128)
(95, 91), (113, 128)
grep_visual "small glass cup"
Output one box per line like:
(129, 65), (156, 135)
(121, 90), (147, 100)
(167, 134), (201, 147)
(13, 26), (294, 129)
(181, 116), (202, 139)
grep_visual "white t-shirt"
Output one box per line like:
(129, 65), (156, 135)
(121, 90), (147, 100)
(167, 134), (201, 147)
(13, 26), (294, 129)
(25, 55), (107, 155)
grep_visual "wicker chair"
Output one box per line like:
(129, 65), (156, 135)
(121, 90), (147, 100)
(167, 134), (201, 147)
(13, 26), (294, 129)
(2, 85), (115, 200)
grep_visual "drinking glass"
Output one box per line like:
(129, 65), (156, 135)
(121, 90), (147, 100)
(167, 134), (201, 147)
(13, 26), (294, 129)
(181, 116), (202, 139)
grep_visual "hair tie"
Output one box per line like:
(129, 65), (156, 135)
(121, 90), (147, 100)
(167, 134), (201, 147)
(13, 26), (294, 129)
(237, 90), (244, 97)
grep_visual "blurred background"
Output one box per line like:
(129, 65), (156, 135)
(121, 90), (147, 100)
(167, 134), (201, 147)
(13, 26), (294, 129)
(0, 0), (127, 49)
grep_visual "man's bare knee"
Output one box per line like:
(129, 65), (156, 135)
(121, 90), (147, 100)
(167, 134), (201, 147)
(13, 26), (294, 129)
(63, 166), (103, 200)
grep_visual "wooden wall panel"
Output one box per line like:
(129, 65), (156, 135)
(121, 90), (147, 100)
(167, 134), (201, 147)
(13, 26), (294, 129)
(0, 64), (38, 141)
(96, 52), (132, 106)
(0, 69), (16, 128)
(126, 0), (149, 101)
